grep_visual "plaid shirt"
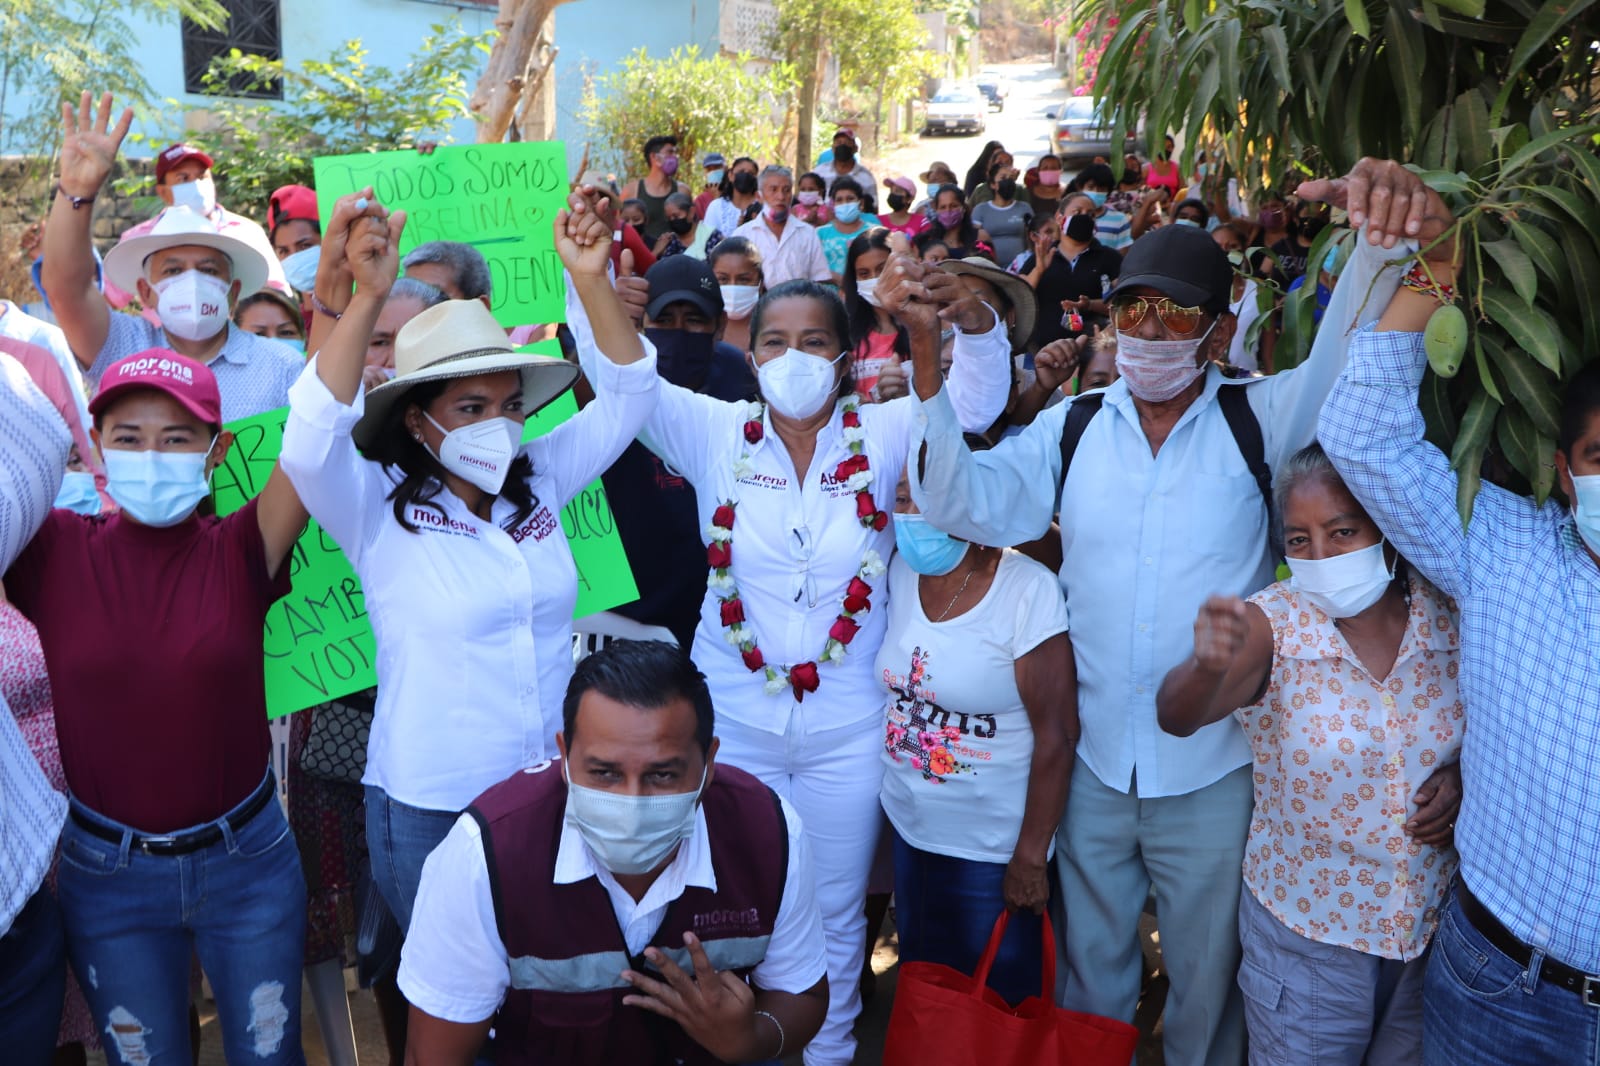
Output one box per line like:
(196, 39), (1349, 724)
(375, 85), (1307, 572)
(89, 314), (302, 424)
(1320, 327), (1600, 973)
(0, 354), (70, 933)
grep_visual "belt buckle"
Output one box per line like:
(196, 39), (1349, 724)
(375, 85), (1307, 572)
(138, 835), (176, 854)
(1585, 976), (1600, 1009)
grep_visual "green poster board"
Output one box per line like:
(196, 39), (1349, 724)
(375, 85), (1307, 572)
(312, 141), (570, 327)
(214, 388), (637, 718)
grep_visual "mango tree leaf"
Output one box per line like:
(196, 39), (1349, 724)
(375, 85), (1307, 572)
(1453, 390), (1499, 471)
(1482, 334), (1563, 437)
(1474, 338), (1505, 403)
(1184, 0), (1204, 34)
(1345, 0), (1372, 38)
(1481, 287), (1563, 373)
(1262, 24), (1292, 92)
(1492, 0), (1600, 125)
(1432, 0), (1487, 13)
(1419, 368), (1458, 451)
(1384, 3), (1425, 146)
(1529, 183), (1600, 248)
(1503, 124), (1600, 177)
(1184, 56), (1221, 159)
(1482, 238), (1538, 306)
(1505, 218), (1569, 298)
(1454, 88), (1492, 173)
(1456, 449), (1485, 529)
(1559, 228), (1600, 360)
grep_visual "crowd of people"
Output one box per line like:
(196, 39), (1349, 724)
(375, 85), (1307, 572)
(0, 83), (1596, 1066)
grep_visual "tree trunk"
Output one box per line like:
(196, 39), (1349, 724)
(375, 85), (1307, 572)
(794, 10), (825, 174)
(470, 0), (580, 144)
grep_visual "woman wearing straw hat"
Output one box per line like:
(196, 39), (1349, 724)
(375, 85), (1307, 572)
(279, 189), (659, 931)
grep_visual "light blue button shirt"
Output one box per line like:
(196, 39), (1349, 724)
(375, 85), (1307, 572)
(910, 233), (1402, 798)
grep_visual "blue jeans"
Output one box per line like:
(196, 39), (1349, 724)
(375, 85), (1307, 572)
(891, 831), (1046, 1007)
(57, 773), (308, 1066)
(1423, 888), (1600, 1065)
(0, 886), (66, 1064)
(364, 786), (460, 933)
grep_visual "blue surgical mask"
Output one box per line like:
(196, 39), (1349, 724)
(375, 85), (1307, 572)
(281, 245), (320, 293)
(1571, 476), (1600, 557)
(893, 513), (970, 576)
(707, 169), (726, 186)
(926, 183), (940, 199)
(833, 201), (862, 224)
(103, 439), (216, 527)
(1175, 218), (1200, 228)
(275, 336), (306, 355)
(1085, 191), (1108, 208)
(53, 471), (101, 515)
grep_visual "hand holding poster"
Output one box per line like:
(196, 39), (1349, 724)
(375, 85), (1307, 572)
(313, 142), (570, 327)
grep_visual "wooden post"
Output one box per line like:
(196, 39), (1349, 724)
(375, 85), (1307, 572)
(470, 0), (581, 144)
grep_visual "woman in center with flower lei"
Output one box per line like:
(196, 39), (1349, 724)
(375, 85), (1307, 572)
(566, 233), (1011, 1066)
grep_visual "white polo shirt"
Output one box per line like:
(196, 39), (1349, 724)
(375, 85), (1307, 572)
(398, 768), (827, 1024)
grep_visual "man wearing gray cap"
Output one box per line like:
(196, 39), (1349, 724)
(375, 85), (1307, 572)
(898, 155), (1406, 1066)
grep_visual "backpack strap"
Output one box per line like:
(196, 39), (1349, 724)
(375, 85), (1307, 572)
(1057, 391), (1106, 484)
(1217, 383), (1274, 538)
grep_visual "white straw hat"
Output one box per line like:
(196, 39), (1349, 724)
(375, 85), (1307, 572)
(103, 206), (270, 297)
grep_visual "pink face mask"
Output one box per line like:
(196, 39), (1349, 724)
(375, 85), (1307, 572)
(936, 207), (965, 228)
(1038, 170), (1063, 187)
(1113, 320), (1216, 402)
(796, 190), (822, 206)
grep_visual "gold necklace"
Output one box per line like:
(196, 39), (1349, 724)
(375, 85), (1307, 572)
(932, 551), (985, 622)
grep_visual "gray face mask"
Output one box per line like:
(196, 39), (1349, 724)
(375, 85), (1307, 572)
(563, 761), (706, 875)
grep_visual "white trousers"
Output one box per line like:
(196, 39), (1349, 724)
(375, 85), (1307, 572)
(718, 711), (883, 1066)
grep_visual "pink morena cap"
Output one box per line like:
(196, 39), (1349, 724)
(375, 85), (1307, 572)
(89, 349), (222, 427)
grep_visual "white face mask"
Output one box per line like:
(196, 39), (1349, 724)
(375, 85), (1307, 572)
(856, 277), (883, 308)
(1570, 475), (1600, 557)
(281, 245), (321, 293)
(1288, 540), (1396, 619)
(564, 761), (707, 875)
(170, 176), (217, 217)
(757, 347), (845, 420)
(720, 284), (760, 321)
(423, 412), (522, 495)
(103, 440), (216, 527)
(1114, 319), (1215, 402)
(154, 270), (232, 343)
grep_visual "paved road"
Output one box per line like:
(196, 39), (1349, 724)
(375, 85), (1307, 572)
(875, 61), (1069, 193)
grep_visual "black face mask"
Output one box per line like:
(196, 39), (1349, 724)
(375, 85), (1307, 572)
(644, 327), (717, 390)
(732, 171), (758, 195)
(1299, 217), (1326, 241)
(667, 216), (694, 236)
(887, 193), (910, 211)
(1064, 213), (1096, 243)
(834, 145), (856, 163)
(996, 178), (1018, 200)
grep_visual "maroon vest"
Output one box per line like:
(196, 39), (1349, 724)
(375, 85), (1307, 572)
(467, 760), (789, 1066)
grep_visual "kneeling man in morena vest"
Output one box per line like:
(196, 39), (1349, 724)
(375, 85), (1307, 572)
(398, 639), (830, 1065)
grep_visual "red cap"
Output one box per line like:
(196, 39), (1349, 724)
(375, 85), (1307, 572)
(155, 143), (215, 184)
(89, 350), (222, 427)
(267, 184), (320, 233)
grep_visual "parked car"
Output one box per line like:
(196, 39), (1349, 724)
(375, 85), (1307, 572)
(1049, 96), (1145, 165)
(923, 87), (987, 136)
(976, 77), (1008, 111)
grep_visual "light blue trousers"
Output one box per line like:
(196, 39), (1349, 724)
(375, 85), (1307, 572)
(1055, 756), (1252, 1066)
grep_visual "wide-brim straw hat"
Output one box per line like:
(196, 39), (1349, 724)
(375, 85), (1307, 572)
(103, 206), (270, 297)
(939, 257), (1038, 351)
(352, 299), (578, 452)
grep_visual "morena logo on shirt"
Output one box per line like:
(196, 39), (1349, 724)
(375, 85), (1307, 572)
(117, 357), (195, 383)
(408, 506), (480, 537)
(692, 907), (762, 937)
(509, 506), (559, 545)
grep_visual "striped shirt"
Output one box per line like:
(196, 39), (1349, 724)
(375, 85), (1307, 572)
(1320, 326), (1600, 973)
(0, 353), (71, 933)
(1095, 209), (1133, 251)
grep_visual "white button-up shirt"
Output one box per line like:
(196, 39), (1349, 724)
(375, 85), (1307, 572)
(910, 234), (1401, 798)
(280, 352), (659, 811)
(398, 771), (827, 1024)
(566, 289), (1012, 737)
(732, 215), (833, 288)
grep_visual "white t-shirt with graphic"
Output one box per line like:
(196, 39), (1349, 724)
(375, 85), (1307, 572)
(875, 549), (1070, 864)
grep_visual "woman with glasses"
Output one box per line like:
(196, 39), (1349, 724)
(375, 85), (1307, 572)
(564, 246), (1012, 1066)
(899, 210), (1399, 1066)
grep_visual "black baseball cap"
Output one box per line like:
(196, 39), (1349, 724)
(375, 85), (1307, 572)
(645, 255), (724, 320)
(1107, 224), (1233, 313)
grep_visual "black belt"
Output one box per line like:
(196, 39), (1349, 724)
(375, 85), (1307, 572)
(70, 771), (276, 856)
(1457, 882), (1600, 1006)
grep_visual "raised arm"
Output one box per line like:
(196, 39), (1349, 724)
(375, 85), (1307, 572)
(1158, 596), (1274, 737)
(42, 92), (130, 370)
(0, 355), (72, 573)
(559, 189), (648, 369)
(921, 268), (1011, 432)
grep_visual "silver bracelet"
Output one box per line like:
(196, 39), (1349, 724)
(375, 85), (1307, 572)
(753, 1009), (784, 1058)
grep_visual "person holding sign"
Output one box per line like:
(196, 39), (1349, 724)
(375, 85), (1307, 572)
(565, 238), (1011, 1066)
(0, 246), (417, 1063)
(279, 188), (659, 937)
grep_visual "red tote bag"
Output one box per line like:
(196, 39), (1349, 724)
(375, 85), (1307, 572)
(883, 910), (1140, 1066)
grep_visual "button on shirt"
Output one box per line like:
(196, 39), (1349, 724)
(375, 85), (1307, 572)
(90, 315), (302, 423)
(909, 233), (1401, 798)
(1241, 576), (1463, 961)
(567, 289), (1012, 738)
(279, 353), (660, 812)
(732, 215), (833, 288)
(1321, 325), (1600, 973)
(398, 780), (827, 1024)
(0, 354), (69, 933)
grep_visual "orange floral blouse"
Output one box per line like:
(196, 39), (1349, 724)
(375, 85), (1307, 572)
(1238, 572), (1464, 961)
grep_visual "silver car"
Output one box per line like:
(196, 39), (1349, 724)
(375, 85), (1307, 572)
(1050, 97), (1145, 165)
(923, 87), (987, 136)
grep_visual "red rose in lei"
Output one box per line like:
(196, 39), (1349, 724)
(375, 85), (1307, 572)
(720, 599), (746, 626)
(843, 577), (873, 614)
(829, 616), (861, 644)
(842, 410), (861, 429)
(790, 661), (821, 700)
(712, 504), (736, 529)
(871, 510), (889, 532)
(707, 542), (732, 569)
(855, 493), (878, 520)
(743, 420), (764, 444)
(843, 593), (870, 614)
(741, 646), (765, 671)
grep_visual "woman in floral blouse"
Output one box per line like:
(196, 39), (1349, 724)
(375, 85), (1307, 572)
(1158, 442), (1464, 1066)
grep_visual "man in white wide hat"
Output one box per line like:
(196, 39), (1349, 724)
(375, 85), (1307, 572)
(42, 91), (304, 422)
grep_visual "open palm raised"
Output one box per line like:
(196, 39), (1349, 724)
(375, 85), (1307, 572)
(59, 91), (134, 200)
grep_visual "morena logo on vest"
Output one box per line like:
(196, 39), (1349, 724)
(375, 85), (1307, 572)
(691, 907), (762, 938)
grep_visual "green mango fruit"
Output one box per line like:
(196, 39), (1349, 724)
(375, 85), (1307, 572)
(1425, 303), (1469, 378)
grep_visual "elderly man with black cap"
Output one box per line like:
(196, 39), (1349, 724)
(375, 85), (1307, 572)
(899, 155), (1408, 1066)
(43, 92), (302, 422)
